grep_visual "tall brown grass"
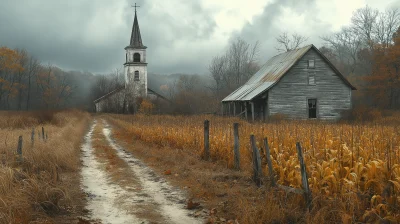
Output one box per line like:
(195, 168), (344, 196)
(0, 110), (90, 223)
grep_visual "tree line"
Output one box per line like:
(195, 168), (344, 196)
(0, 47), (120, 111)
(1, 5), (399, 114)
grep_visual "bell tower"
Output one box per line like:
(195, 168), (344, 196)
(124, 3), (147, 107)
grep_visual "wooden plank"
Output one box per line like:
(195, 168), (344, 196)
(264, 137), (276, 187)
(245, 102), (248, 120)
(17, 136), (23, 162)
(251, 102), (255, 122)
(233, 123), (240, 170)
(31, 128), (35, 146)
(203, 120), (210, 160)
(296, 142), (312, 209)
(250, 135), (262, 186)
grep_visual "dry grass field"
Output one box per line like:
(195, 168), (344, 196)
(0, 110), (90, 223)
(107, 114), (400, 223)
(1, 110), (399, 223)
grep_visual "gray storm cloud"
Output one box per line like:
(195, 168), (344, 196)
(0, 0), (396, 75)
(0, 0), (217, 74)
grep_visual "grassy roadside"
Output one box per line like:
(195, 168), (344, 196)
(0, 110), (90, 223)
(105, 115), (305, 223)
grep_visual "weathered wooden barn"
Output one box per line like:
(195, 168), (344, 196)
(222, 44), (356, 120)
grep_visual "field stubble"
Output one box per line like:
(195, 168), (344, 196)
(108, 114), (400, 223)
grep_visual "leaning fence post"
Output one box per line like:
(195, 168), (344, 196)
(233, 123), (240, 170)
(17, 136), (23, 162)
(42, 127), (45, 141)
(264, 137), (276, 187)
(296, 142), (312, 209)
(250, 135), (262, 186)
(203, 120), (210, 160)
(31, 128), (35, 146)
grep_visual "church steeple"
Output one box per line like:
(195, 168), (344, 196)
(124, 3), (148, 107)
(129, 4), (146, 48)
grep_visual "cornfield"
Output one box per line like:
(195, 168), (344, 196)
(108, 114), (400, 223)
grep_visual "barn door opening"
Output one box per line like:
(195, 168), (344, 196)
(308, 99), (317, 118)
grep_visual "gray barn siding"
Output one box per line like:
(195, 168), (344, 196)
(268, 48), (352, 119)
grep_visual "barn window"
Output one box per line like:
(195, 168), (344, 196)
(134, 71), (139, 81)
(308, 59), (315, 68)
(308, 99), (317, 119)
(134, 53), (141, 62)
(308, 74), (316, 85)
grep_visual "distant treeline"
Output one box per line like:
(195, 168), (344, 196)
(1, 6), (399, 114)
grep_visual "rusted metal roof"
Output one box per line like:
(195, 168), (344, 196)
(222, 44), (356, 102)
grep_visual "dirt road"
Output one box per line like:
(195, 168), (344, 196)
(80, 120), (202, 224)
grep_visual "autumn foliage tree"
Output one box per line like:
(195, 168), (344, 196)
(0, 47), (25, 109)
(0, 46), (79, 110)
(366, 33), (400, 108)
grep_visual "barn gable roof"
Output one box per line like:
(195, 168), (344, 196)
(93, 86), (169, 104)
(222, 44), (356, 102)
(93, 85), (125, 103)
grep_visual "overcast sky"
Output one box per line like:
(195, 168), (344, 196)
(0, 0), (399, 75)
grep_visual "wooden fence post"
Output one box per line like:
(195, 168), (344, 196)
(296, 142), (312, 209)
(31, 128), (35, 146)
(42, 127), (45, 141)
(264, 137), (276, 187)
(17, 136), (23, 162)
(250, 135), (262, 186)
(233, 123), (240, 170)
(203, 120), (210, 160)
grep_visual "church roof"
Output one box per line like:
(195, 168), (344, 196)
(128, 11), (146, 49)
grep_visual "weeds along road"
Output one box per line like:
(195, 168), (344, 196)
(80, 120), (202, 224)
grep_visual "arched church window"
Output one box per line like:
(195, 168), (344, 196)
(134, 53), (141, 62)
(134, 71), (140, 81)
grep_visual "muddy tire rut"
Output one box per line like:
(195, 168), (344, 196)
(80, 120), (202, 224)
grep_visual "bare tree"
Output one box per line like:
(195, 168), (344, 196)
(224, 38), (260, 90)
(275, 32), (309, 52)
(15, 49), (28, 110)
(208, 55), (227, 101)
(375, 9), (400, 48)
(26, 56), (40, 110)
(351, 6), (379, 49)
(321, 27), (362, 74)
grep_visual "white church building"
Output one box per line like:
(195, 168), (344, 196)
(94, 8), (165, 113)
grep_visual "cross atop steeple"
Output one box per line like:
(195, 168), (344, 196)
(132, 3), (140, 13)
(128, 3), (146, 48)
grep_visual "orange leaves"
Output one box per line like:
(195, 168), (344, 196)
(0, 47), (26, 100)
(138, 99), (155, 115)
(0, 47), (24, 73)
